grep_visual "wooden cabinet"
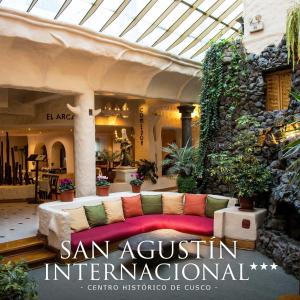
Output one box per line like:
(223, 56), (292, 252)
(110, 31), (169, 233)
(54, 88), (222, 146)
(265, 70), (291, 111)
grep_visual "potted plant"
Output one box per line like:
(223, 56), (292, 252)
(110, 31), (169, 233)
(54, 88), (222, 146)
(96, 175), (110, 196)
(129, 173), (144, 193)
(136, 159), (159, 184)
(209, 116), (272, 210)
(162, 143), (197, 193)
(0, 258), (37, 300)
(58, 178), (75, 202)
(97, 150), (120, 182)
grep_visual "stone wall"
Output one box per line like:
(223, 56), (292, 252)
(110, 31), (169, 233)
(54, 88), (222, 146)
(203, 37), (300, 278)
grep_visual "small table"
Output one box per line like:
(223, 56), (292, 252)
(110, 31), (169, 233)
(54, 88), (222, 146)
(214, 206), (267, 250)
(118, 229), (201, 261)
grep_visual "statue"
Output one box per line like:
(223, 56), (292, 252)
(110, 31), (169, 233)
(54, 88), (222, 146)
(114, 129), (132, 167)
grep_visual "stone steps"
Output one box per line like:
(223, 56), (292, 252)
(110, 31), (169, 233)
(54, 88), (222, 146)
(0, 236), (57, 268)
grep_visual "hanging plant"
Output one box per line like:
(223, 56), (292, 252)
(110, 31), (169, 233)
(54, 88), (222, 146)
(196, 40), (227, 178)
(286, 4), (300, 69)
(196, 39), (247, 185)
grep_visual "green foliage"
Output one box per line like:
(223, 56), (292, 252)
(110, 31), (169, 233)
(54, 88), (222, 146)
(162, 143), (198, 177)
(209, 116), (272, 198)
(197, 39), (247, 178)
(0, 259), (37, 300)
(176, 176), (197, 193)
(286, 4), (300, 69)
(136, 159), (158, 184)
(283, 89), (300, 185)
(97, 150), (120, 169)
(197, 40), (226, 177)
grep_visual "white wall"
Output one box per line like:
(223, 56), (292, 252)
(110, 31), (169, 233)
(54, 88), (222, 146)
(243, 0), (295, 53)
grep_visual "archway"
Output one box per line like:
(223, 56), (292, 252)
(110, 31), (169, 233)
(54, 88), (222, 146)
(51, 141), (66, 171)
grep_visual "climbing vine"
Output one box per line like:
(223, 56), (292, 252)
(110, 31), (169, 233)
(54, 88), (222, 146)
(196, 39), (247, 184)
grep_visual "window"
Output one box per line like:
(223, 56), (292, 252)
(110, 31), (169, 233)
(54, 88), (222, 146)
(265, 70), (292, 111)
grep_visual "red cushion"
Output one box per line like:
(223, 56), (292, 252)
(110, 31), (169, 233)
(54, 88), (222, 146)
(122, 194), (143, 218)
(71, 214), (213, 251)
(184, 193), (207, 216)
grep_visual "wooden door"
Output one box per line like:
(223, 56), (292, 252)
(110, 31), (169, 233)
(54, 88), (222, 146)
(265, 70), (291, 111)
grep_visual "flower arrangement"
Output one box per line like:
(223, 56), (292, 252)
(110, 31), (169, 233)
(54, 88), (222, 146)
(96, 175), (110, 186)
(129, 173), (144, 186)
(58, 178), (75, 193)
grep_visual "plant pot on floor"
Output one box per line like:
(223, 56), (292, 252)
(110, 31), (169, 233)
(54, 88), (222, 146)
(239, 196), (255, 211)
(96, 186), (110, 196)
(131, 185), (141, 193)
(60, 189), (75, 202)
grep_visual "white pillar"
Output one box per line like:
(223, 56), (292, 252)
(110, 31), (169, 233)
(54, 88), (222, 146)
(155, 122), (162, 177)
(67, 91), (100, 197)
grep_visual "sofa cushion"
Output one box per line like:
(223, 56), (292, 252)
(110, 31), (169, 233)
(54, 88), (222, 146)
(103, 200), (125, 224)
(162, 193), (184, 214)
(141, 194), (162, 214)
(205, 196), (229, 218)
(64, 206), (89, 232)
(122, 194), (143, 218)
(184, 194), (207, 216)
(84, 204), (106, 227)
(71, 214), (213, 251)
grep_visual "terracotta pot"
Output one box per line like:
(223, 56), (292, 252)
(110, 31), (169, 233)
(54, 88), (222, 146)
(96, 185), (110, 196)
(60, 190), (74, 202)
(131, 185), (141, 193)
(239, 196), (255, 211)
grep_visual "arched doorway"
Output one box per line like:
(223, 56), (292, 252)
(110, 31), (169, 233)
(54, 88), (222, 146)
(51, 142), (66, 172)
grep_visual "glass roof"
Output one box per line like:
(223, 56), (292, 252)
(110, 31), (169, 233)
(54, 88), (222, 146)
(0, 0), (243, 62)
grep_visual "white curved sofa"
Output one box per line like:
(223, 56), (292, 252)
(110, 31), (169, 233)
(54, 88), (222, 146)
(38, 191), (237, 254)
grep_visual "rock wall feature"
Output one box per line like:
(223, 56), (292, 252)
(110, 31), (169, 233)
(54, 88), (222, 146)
(203, 37), (300, 278)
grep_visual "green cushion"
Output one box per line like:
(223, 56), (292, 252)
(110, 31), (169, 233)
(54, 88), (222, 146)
(205, 196), (229, 218)
(141, 194), (162, 214)
(84, 204), (107, 227)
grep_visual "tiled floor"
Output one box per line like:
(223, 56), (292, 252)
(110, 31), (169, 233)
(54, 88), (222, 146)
(0, 203), (39, 243)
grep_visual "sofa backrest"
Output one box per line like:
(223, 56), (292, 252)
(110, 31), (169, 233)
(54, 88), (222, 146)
(39, 191), (237, 212)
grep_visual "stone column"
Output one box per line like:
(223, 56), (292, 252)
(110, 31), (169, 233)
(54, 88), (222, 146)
(67, 91), (101, 197)
(177, 105), (195, 147)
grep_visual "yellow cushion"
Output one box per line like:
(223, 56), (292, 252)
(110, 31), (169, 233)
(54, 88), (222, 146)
(162, 193), (184, 214)
(64, 206), (90, 232)
(103, 200), (125, 224)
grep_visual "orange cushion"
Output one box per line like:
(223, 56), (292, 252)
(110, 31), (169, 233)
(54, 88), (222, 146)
(184, 194), (207, 216)
(122, 194), (144, 218)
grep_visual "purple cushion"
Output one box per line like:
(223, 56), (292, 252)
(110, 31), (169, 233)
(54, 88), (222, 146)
(71, 214), (213, 251)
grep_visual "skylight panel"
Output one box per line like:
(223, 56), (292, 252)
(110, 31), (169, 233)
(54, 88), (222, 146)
(198, 0), (218, 12)
(139, 26), (166, 47)
(174, 10), (202, 36)
(0, 0), (243, 61)
(189, 17), (214, 37)
(159, 3), (188, 29)
(31, 0), (65, 19)
(101, 0), (123, 12)
(141, 0), (172, 24)
(222, 5), (243, 23)
(169, 36), (194, 55)
(1, 0), (31, 12)
(83, 6), (113, 31)
(58, 0), (93, 24)
(211, 0), (236, 18)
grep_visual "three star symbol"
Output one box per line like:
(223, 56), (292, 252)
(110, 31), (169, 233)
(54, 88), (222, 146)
(260, 262), (268, 270)
(250, 262), (278, 270)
